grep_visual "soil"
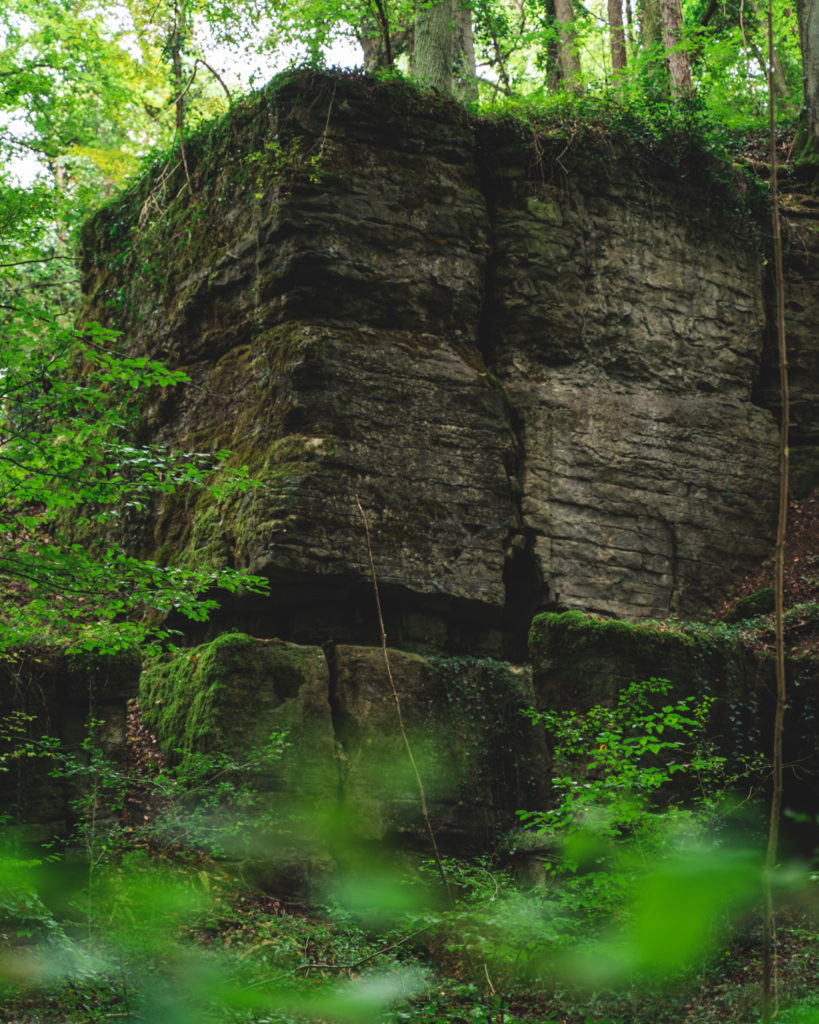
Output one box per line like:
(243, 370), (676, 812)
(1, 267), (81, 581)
(718, 489), (819, 658)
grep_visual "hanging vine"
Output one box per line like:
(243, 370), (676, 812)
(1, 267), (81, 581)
(761, 0), (790, 1015)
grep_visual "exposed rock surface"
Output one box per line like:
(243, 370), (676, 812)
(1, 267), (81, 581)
(757, 194), (819, 496)
(529, 610), (819, 844)
(140, 636), (548, 859)
(79, 71), (796, 652)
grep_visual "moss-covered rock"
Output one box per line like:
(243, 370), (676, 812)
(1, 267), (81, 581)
(726, 587), (776, 623)
(528, 610), (771, 764)
(140, 633), (336, 802)
(332, 646), (549, 852)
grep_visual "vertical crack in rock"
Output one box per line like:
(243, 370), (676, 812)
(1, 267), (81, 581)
(322, 640), (348, 806)
(658, 515), (681, 617)
(475, 138), (550, 657)
(79, 73), (782, 630)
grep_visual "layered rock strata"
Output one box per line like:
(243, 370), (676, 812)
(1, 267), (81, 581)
(80, 72), (789, 650)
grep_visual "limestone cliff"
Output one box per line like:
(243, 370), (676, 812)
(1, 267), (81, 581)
(80, 71), (797, 653)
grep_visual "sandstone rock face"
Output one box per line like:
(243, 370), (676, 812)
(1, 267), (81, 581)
(757, 195), (819, 496)
(489, 161), (779, 620)
(80, 72), (791, 649)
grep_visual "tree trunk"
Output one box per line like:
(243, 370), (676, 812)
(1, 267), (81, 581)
(659, 0), (693, 95)
(744, 0), (793, 110)
(797, 0), (819, 143)
(609, 0), (628, 71)
(640, 0), (662, 46)
(168, 0), (189, 135)
(453, 2), (478, 99)
(553, 0), (582, 88)
(542, 0), (563, 91)
(412, 0), (477, 100)
(624, 0), (636, 60)
(359, 21), (413, 71)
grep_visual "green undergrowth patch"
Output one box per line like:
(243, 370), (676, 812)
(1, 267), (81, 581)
(2, 855), (817, 1024)
(2, 660), (818, 1023)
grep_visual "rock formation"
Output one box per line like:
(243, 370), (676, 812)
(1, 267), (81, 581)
(80, 71), (788, 656)
(71, 71), (819, 860)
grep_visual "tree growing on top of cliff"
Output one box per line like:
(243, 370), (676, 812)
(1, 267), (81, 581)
(413, 0), (478, 98)
(795, 0), (819, 165)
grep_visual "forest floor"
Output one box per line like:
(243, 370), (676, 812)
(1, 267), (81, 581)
(719, 490), (819, 658)
(3, 879), (817, 1024)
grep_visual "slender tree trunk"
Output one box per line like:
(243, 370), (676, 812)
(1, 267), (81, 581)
(770, 43), (791, 102)
(659, 0), (693, 94)
(624, 0), (636, 59)
(762, 6), (788, 1019)
(168, 0), (188, 135)
(640, 0), (670, 91)
(453, 2), (478, 99)
(797, 0), (819, 143)
(741, 0), (793, 108)
(542, 0), (563, 91)
(554, 0), (582, 88)
(745, 33), (794, 106)
(641, 0), (662, 46)
(609, 0), (628, 70)
(358, 0), (411, 71)
(359, 21), (413, 71)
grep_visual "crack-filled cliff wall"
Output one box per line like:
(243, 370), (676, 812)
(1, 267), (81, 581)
(80, 71), (785, 655)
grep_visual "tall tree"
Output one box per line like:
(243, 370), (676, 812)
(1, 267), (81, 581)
(797, 0), (819, 149)
(553, 0), (582, 87)
(413, 0), (478, 98)
(609, 0), (628, 72)
(660, 0), (693, 93)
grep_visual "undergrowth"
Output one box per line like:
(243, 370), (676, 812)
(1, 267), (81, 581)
(1, 677), (816, 1023)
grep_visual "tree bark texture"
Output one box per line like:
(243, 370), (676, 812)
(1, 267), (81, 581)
(609, 0), (628, 70)
(553, 0), (582, 88)
(659, 0), (693, 94)
(542, 0), (563, 91)
(640, 0), (662, 46)
(359, 20), (413, 71)
(797, 0), (819, 142)
(412, 0), (477, 99)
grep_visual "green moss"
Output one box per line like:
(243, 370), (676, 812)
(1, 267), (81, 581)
(528, 610), (769, 763)
(141, 633), (260, 757)
(528, 610), (693, 661)
(726, 587), (775, 623)
(140, 633), (333, 763)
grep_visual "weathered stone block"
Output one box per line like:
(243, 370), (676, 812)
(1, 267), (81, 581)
(78, 72), (793, 642)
